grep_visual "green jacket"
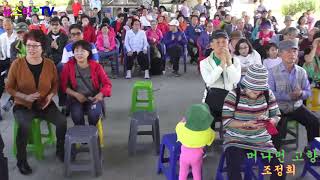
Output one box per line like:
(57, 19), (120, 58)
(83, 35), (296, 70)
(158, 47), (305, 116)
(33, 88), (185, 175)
(10, 40), (26, 61)
(303, 56), (320, 82)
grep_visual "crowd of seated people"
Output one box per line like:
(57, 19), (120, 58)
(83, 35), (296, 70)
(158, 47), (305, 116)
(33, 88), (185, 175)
(0, 0), (320, 179)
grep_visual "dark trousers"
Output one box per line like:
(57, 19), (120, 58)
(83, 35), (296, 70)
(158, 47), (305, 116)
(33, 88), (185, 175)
(13, 103), (67, 161)
(167, 45), (182, 72)
(187, 41), (198, 63)
(74, 16), (78, 23)
(126, 51), (149, 71)
(70, 98), (102, 126)
(56, 63), (66, 106)
(0, 133), (3, 154)
(225, 146), (286, 180)
(0, 133), (8, 180)
(0, 59), (11, 97)
(116, 36), (123, 54)
(98, 50), (118, 73)
(272, 105), (320, 150)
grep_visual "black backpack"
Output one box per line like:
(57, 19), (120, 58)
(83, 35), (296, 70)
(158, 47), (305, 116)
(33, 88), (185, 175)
(234, 87), (270, 110)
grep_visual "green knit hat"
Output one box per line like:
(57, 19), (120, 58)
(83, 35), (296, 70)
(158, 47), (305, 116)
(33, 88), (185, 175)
(185, 103), (214, 131)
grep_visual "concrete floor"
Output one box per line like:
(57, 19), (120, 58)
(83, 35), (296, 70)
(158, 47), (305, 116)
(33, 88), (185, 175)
(0, 64), (319, 180)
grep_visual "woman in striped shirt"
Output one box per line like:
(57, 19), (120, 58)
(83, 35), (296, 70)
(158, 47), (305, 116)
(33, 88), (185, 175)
(222, 64), (286, 180)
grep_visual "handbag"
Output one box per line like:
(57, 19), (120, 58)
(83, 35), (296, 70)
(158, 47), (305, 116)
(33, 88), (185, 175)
(205, 87), (229, 118)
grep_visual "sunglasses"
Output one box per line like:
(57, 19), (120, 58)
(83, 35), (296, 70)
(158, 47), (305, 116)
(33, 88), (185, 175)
(51, 23), (60, 26)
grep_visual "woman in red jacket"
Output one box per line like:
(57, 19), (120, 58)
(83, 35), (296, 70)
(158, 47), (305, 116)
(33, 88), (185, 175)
(60, 40), (112, 126)
(157, 16), (169, 36)
(81, 15), (96, 43)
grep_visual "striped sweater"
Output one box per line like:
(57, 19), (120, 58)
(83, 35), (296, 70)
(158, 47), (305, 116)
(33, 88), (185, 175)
(222, 88), (281, 153)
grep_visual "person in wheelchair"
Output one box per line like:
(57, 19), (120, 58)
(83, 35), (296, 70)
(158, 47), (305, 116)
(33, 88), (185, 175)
(60, 40), (112, 126)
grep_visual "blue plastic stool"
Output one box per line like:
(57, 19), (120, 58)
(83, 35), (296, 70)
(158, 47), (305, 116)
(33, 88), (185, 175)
(216, 151), (264, 180)
(157, 133), (181, 180)
(301, 138), (320, 179)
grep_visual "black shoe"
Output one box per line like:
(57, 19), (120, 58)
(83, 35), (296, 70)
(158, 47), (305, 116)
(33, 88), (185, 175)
(110, 73), (117, 79)
(172, 71), (181, 77)
(61, 107), (70, 116)
(17, 160), (32, 175)
(0, 113), (2, 121)
(56, 151), (64, 162)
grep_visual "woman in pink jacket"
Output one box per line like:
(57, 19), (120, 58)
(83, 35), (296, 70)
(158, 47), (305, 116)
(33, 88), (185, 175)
(146, 20), (164, 75)
(96, 23), (118, 78)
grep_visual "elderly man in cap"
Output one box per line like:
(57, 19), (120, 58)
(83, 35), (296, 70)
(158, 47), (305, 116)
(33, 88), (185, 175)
(10, 22), (28, 61)
(271, 27), (299, 47)
(1, 22), (29, 113)
(279, 15), (294, 35)
(269, 39), (320, 151)
(162, 19), (187, 76)
(200, 30), (241, 128)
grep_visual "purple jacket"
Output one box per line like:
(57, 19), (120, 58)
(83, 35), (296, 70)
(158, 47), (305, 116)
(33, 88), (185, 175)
(197, 31), (213, 50)
(185, 25), (203, 43)
(162, 31), (187, 49)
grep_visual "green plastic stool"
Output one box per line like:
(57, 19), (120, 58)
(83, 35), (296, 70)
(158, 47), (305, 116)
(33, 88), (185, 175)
(131, 81), (155, 113)
(282, 120), (299, 150)
(13, 118), (56, 160)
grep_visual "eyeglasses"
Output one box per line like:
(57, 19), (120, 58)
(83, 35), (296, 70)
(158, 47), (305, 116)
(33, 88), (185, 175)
(26, 44), (41, 49)
(71, 32), (81, 36)
(51, 23), (60, 26)
(239, 46), (249, 50)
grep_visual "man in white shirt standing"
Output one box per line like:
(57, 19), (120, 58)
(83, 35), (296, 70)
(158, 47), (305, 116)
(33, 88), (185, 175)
(124, 19), (150, 79)
(0, 18), (17, 120)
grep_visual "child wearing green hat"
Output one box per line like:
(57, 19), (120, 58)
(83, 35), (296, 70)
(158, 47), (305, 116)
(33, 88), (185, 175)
(176, 103), (215, 180)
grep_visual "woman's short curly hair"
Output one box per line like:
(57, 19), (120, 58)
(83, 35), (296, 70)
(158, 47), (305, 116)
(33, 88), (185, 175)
(23, 29), (47, 51)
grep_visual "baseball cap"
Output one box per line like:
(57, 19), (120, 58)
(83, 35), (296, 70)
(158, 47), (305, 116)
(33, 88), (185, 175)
(279, 39), (299, 51)
(14, 22), (28, 32)
(213, 30), (228, 39)
(168, 19), (179, 26)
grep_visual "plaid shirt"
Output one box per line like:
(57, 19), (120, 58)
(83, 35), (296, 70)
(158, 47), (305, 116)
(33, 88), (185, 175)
(268, 62), (311, 114)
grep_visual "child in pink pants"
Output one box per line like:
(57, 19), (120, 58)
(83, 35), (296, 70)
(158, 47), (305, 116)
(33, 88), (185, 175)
(176, 103), (215, 180)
